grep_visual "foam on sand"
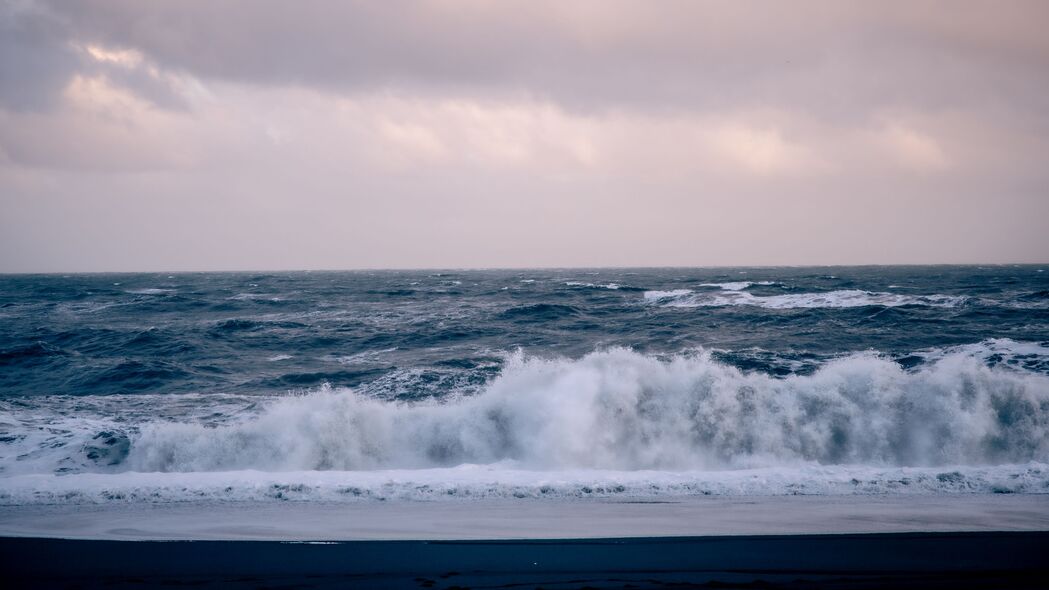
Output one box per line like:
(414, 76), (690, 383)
(1, 462), (1047, 506)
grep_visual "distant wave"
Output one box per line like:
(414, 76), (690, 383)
(565, 281), (623, 290)
(911, 339), (1049, 372)
(698, 281), (776, 291)
(125, 288), (174, 295)
(226, 292), (285, 302)
(644, 288), (966, 309)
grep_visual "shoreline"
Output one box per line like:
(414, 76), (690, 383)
(2, 493), (1047, 541)
(4, 494), (1047, 587)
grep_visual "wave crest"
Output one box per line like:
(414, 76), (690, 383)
(644, 288), (966, 309)
(125, 348), (1049, 473)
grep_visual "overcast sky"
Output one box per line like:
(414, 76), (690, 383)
(2, 0), (1047, 271)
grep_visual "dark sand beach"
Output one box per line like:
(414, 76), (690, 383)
(3, 531), (1048, 589)
(3, 495), (1048, 589)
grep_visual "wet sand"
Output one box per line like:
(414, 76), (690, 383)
(2, 494), (1048, 540)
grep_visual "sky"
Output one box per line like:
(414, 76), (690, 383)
(1, 0), (1048, 272)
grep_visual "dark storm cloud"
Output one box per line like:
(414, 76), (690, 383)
(0, 1), (80, 111)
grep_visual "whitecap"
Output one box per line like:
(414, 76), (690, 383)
(698, 281), (775, 291)
(643, 289), (693, 302)
(645, 289), (965, 309)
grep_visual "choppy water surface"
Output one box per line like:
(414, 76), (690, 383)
(1, 266), (1048, 503)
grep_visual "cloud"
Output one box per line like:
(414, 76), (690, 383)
(22, 1), (1046, 116)
(709, 125), (826, 176)
(1, 1), (1048, 270)
(878, 124), (950, 172)
(0, 0), (81, 111)
(378, 119), (449, 164)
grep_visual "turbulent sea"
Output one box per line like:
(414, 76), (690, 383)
(1, 266), (1048, 505)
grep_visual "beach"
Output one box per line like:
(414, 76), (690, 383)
(2, 268), (1048, 587)
(3, 494), (1048, 588)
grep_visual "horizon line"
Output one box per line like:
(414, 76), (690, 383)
(2, 262), (1047, 276)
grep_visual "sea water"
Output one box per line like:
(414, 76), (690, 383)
(1, 266), (1047, 504)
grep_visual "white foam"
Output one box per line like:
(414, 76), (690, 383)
(3, 344), (1049, 505)
(912, 339), (1049, 371)
(645, 289), (966, 309)
(1, 463), (1045, 506)
(0, 346), (1036, 478)
(643, 289), (693, 302)
(135, 349), (1049, 472)
(699, 281), (775, 291)
(566, 282), (621, 290)
(227, 293), (284, 302)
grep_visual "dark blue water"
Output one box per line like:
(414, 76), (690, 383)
(2, 266), (1049, 502)
(2, 266), (1047, 399)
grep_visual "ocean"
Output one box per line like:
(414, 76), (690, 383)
(1, 266), (1048, 505)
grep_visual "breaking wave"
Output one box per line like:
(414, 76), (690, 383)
(644, 288), (966, 309)
(565, 281), (623, 290)
(57, 346), (1049, 474)
(698, 281), (777, 291)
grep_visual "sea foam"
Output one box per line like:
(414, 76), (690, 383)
(2, 462), (1046, 505)
(2, 345), (1048, 504)
(645, 288), (966, 309)
(1, 347), (1016, 474)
